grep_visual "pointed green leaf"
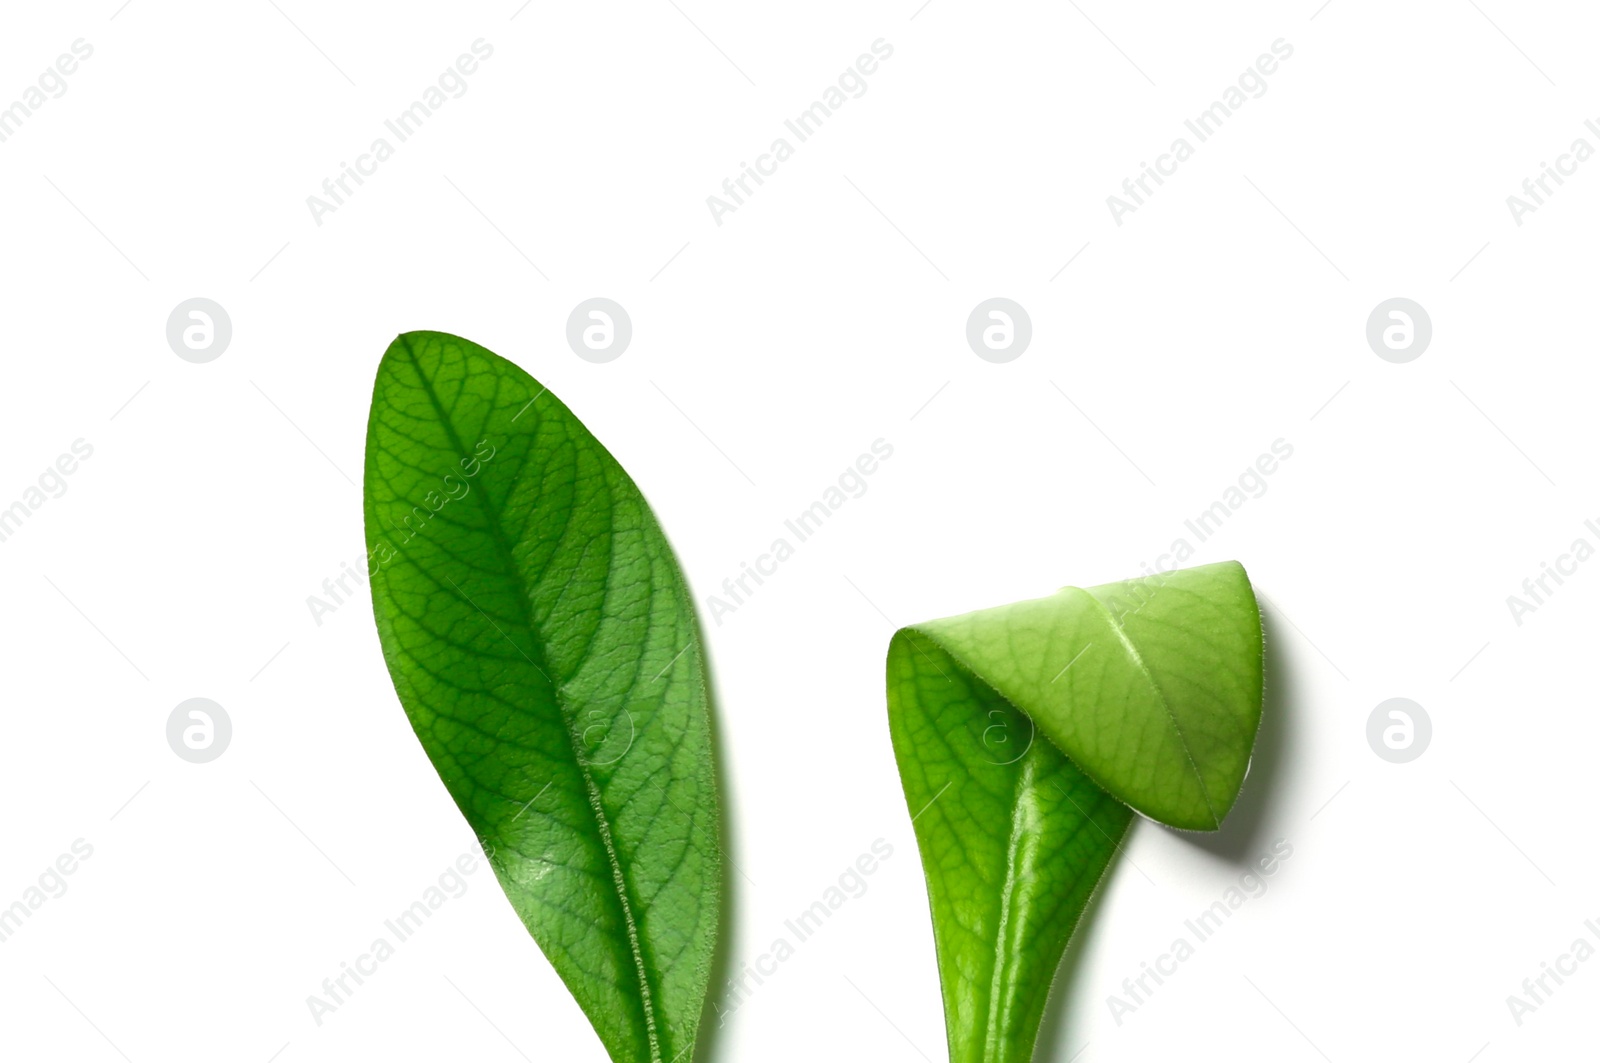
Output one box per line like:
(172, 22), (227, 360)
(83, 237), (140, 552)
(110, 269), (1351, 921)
(364, 331), (720, 1063)
(887, 561), (1263, 1062)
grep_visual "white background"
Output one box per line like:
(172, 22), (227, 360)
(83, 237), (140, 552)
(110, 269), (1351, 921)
(0, 1), (1594, 1060)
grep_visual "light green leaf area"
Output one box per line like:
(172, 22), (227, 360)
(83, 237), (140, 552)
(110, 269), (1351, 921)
(364, 332), (720, 1063)
(887, 561), (1263, 1063)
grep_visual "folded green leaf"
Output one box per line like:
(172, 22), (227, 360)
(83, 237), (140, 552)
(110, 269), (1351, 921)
(887, 561), (1263, 1063)
(364, 332), (720, 1063)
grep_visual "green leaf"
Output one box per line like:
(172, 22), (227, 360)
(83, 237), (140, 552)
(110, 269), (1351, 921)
(886, 561), (1263, 1063)
(364, 331), (721, 1063)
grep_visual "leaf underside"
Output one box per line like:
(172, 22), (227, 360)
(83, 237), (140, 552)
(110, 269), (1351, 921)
(364, 331), (720, 1063)
(887, 561), (1263, 1063)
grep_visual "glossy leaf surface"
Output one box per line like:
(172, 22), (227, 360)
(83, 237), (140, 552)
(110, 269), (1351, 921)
(887, 561), (1263, 1062)
(365, 332), (720, 1063)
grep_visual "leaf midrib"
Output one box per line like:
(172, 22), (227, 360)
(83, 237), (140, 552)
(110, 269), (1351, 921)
(982, 749), (1034, 1063)
(1077, 589), (1221, 828)
(399, 337), (665, 1063)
